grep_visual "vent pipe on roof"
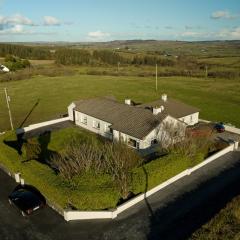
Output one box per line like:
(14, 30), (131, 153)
(125, 99), (131, 105)
(161, 94), (167, 102)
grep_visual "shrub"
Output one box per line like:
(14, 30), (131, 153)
(131, 152), (204, 194)
(22, 138), (41, 161)
(52, 138), (141, 199)
(104, 142), (142, 199)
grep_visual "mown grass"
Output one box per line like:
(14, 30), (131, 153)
(0, 131), (120, 210)
(0, 127), (206, 210)
(0, 73), (240, 132)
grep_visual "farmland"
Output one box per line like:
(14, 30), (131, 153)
(0, 73), (240, 132)
(0, 41), (239, 132)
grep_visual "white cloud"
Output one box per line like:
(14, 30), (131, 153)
(0, 14), (35, 27)
(211, 10), (239, 19)
(217, 27), (240, 39)
(180, 31), (203, 37)
(87, 30), (110, 40)
(43, 16), (61, 26)
(0, 24), (26, 34)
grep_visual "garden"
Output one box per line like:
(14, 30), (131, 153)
(0, 125), (227, 211)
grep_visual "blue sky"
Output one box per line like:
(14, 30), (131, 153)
(0, 0), (240, 42)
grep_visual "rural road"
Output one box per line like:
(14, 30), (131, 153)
(0, 149), (240, 240)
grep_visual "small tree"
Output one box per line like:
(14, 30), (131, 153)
(22, 138), (41, 161)
(104, 142), (142, 199)
(154, 119), (186, 151)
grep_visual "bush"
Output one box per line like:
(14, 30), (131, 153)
(22, 138), (41, 161)
(131, 152), (204, 194)
(4, 55), (31, 71)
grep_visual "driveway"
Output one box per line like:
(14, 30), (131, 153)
(0, 149), (240, 240)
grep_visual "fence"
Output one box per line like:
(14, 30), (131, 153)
(64, 143), (237, 221)
(9, 117), (240, 221)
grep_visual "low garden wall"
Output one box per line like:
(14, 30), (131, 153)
(5, 117), (239, 221)
(16, 117), (70, 134)
(63, 143), (237, 221)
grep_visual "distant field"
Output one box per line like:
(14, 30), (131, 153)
(0, 74), (239, 131)
(29, 59), (55, 66)
(198, 56), (240, 67)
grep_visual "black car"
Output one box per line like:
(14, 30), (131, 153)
(8, 185), (46, 216)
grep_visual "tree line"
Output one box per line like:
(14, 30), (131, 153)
(0, 44), (52, 60)
(0, 43), (176, 66)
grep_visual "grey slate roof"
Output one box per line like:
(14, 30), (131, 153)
(73, 97), (199, 139)
(74, 98), (167, 139)
(137, 98), (199, 118)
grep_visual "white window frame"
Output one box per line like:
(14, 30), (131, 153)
(81, 115), (87, 124)
(127, 138), (138, 149)
(104, 124), (110, 133)
(93, 120), (100, 129)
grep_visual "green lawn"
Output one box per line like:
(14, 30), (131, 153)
(0, 74), (240, 132)
(0, 126), (206, 210)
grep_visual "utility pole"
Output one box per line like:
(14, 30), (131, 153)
(205, 65), (208, 78)
(155, 63), (158, 91)
(117, 62), (120, 72)
(4, 88), (14, 130)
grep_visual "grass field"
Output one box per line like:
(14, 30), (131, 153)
(0, 73), (240, 131)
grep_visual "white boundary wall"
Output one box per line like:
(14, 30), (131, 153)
(10, 117), (240, 221)
(64, 143), (237, 221)
(16, 117), (70, 134)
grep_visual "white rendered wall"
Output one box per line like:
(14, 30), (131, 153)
(179, 112), (199, 126)
(68, 103), (76, 121)
(74, 111), (112, 139)
(142, 115), (185, 149)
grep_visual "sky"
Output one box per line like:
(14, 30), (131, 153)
(0, 0), (240, 42)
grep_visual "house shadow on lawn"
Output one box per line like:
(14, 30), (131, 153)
(146, 152), (240, 240)
(3, 132), (26, 155)
(32, 131), (60, 172)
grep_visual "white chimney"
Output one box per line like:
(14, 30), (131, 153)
(153, 106), (161, 115)
(153, 105), (164, 115)
(161, 94), (167, 102)
(125, 99), (131, 105)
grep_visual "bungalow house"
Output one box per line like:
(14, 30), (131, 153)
(67, 94), (199, 150)
(0, 64), (10, 73)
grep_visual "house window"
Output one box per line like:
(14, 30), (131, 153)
(81, 115), (87, 124)
(105, 124), (110, 133)
(128, 138), (138, 148)
(93, 120), (100, 129)
(151, 139), (158, 145)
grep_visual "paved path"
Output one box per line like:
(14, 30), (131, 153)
(0, 149), (240, 240)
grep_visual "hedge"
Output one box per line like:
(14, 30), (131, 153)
(0, 130), (205, 210)
(131, 152), (204, 194)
